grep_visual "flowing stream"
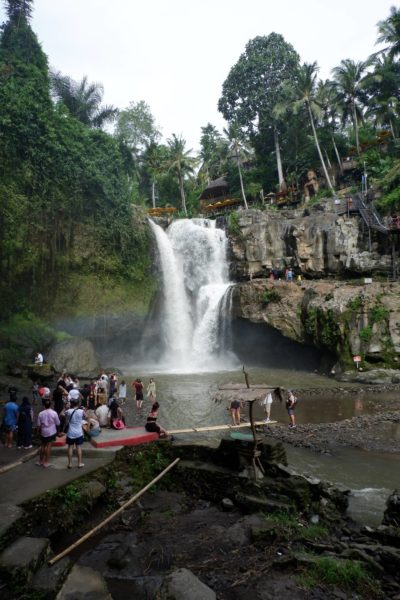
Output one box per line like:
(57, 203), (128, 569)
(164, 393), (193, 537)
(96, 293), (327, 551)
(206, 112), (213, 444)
(148, 219), (238, 372)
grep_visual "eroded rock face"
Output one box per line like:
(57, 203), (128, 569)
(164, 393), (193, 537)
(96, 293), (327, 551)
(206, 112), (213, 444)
(232, 280), (400, 367)
(228, 206), (392, 279)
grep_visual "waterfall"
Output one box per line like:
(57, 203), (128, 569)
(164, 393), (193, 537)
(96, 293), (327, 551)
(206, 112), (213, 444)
(148, 218), (238, 372)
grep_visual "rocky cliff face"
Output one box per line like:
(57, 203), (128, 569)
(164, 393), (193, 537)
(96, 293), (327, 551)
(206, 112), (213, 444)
(232, 279), (400, 369)
(228, 203), (393, 279)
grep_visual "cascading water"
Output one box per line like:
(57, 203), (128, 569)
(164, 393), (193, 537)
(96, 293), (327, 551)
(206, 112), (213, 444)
(148, 218), (238, 372)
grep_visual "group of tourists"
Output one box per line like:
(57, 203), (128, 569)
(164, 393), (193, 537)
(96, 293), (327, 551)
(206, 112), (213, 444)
(1, 370), (170, 468)
(229, 389), (298, 428)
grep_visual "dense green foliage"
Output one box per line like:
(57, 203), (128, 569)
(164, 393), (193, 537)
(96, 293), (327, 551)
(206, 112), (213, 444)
(0, 7), (151, 321)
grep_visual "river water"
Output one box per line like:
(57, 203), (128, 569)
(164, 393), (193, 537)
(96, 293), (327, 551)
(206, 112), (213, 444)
(120, 365), (400, 525)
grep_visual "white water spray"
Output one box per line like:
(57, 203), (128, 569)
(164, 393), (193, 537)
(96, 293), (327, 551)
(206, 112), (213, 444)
(149, 219), (238, 372)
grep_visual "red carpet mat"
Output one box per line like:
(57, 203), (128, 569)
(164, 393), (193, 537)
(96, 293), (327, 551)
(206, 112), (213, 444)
(90, 427), (159, 448)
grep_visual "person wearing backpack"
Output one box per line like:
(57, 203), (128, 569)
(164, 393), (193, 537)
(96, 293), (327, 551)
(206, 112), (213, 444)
(286, 390), (297, 429)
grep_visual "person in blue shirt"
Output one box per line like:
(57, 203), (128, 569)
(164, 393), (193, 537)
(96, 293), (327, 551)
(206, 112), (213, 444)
(2, 398), (19, 448)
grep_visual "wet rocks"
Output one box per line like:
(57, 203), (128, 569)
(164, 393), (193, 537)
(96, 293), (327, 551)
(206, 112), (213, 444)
(0, 536), (50, 582)
(159, 568), (216, 600)
(56, 564), (112, 600)
(383, 490), (400, 528)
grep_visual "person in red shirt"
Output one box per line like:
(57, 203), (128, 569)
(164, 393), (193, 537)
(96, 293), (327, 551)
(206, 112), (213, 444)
(132, 378), (144, 409)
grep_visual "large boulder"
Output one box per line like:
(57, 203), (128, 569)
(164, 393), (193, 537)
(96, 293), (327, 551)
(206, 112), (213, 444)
(47, 337), (100, 376)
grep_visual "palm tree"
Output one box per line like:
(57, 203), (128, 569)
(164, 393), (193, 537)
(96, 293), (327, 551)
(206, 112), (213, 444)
(143, 142), (168, 208)
(331, 59), (370, 155)
(166, 134), (197, 216)
(276, 63), (334, 191)
(4, 0), (33, 21)
(376, 6), (400, 60)
(51, 72), (118, 129)
(224, 123), (250, 210)
(316, 80), (344, 173)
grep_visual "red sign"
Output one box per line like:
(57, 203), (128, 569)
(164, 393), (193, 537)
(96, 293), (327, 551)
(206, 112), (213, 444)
(353, 355), (361, 362)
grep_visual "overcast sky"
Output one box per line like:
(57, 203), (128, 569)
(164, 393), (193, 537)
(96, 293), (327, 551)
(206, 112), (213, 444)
(0, 0), (395, 150)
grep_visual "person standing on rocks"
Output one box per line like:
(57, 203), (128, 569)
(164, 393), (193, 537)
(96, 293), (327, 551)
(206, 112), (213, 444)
(37, 399), (60, 467)
(147, 378), (156, 401)
(133, 378), (144, 409)
(286, 390), (297, 428)
(261, 392), (273, 423)
(118, 380), (127, 405)
(230, 398), (242, 426)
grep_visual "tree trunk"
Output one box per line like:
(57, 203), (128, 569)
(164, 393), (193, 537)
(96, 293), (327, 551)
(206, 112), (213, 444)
(274, 126), (286, 191)
(389, 118), (396, 140)
(178, 169), (187, 216)
(353, 100), (360, 154)
(307, 102), (334, 192)
(152, 181), (156, 209)
(332, 135), (343, 174)
(236, 150), (249, 210)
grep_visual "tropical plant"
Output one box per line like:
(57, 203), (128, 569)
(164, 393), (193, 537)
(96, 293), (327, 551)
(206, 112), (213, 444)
(376, 5), (400, 60)
(218, 33), (300, 191)
(51, 72), (118, 128)
(331, 59), (370, 154)
(3, 0), (33, 20)
(275, 62), (334, 191)
(224, 123), (250, 209)
(165, 134), (197, 216)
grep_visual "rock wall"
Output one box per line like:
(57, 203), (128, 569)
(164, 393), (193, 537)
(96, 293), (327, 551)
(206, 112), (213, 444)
(228, 204), (393, 279)
(232, 279), (400, 368)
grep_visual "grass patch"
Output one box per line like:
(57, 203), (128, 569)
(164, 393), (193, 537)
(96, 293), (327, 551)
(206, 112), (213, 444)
(261, 289), (281, 305)
(359, 325), (373, 343)
(298, 556), (380, 596)
(347, 295), (363, 311)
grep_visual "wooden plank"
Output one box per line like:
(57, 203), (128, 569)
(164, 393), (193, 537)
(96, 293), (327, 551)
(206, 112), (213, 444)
(169, 421), (277, 435)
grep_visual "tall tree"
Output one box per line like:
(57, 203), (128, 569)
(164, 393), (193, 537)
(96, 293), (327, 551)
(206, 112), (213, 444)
(3, 0), (33, 21)
(276, 62), (334, 191)
(115, 100), (160, 159)
(199, 123), (229, 183)
(218, 33), (300, 190)
(224, 123), (250, 210)
(166, 134), (197, 216)
(376, 6), (400, 61)
(331, 59), (370, 154)
(51, 72), (118, 128)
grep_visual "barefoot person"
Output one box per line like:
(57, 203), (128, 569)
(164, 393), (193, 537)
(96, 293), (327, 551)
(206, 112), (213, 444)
(286, 390), (297, 428)
(65, 398), (85, 469)
(37, 399), (60, 467)
(261, 392), (273, 423)
(230, 398), (242, 426)
(133, 378), (144, 409)
(145, 402), (168, 438)
(147, 378), (156, 401)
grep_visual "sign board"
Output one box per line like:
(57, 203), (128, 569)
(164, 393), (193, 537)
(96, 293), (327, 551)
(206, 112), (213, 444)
(353, 355), (361, 363)
(364, 278), (373, 284)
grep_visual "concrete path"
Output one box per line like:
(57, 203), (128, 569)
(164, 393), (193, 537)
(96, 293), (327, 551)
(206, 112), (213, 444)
(0, 442), (119, 506)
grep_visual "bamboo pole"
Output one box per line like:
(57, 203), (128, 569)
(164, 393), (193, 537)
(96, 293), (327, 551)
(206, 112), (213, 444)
(169, 421), (277, 435)
(48, 457), (180, 566)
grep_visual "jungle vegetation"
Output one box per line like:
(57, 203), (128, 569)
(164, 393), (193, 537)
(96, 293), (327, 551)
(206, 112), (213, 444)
(1, 0), (400, 324)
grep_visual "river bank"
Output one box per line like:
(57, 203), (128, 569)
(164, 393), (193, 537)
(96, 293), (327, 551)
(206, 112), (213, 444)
(1, 441), (399, 600)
